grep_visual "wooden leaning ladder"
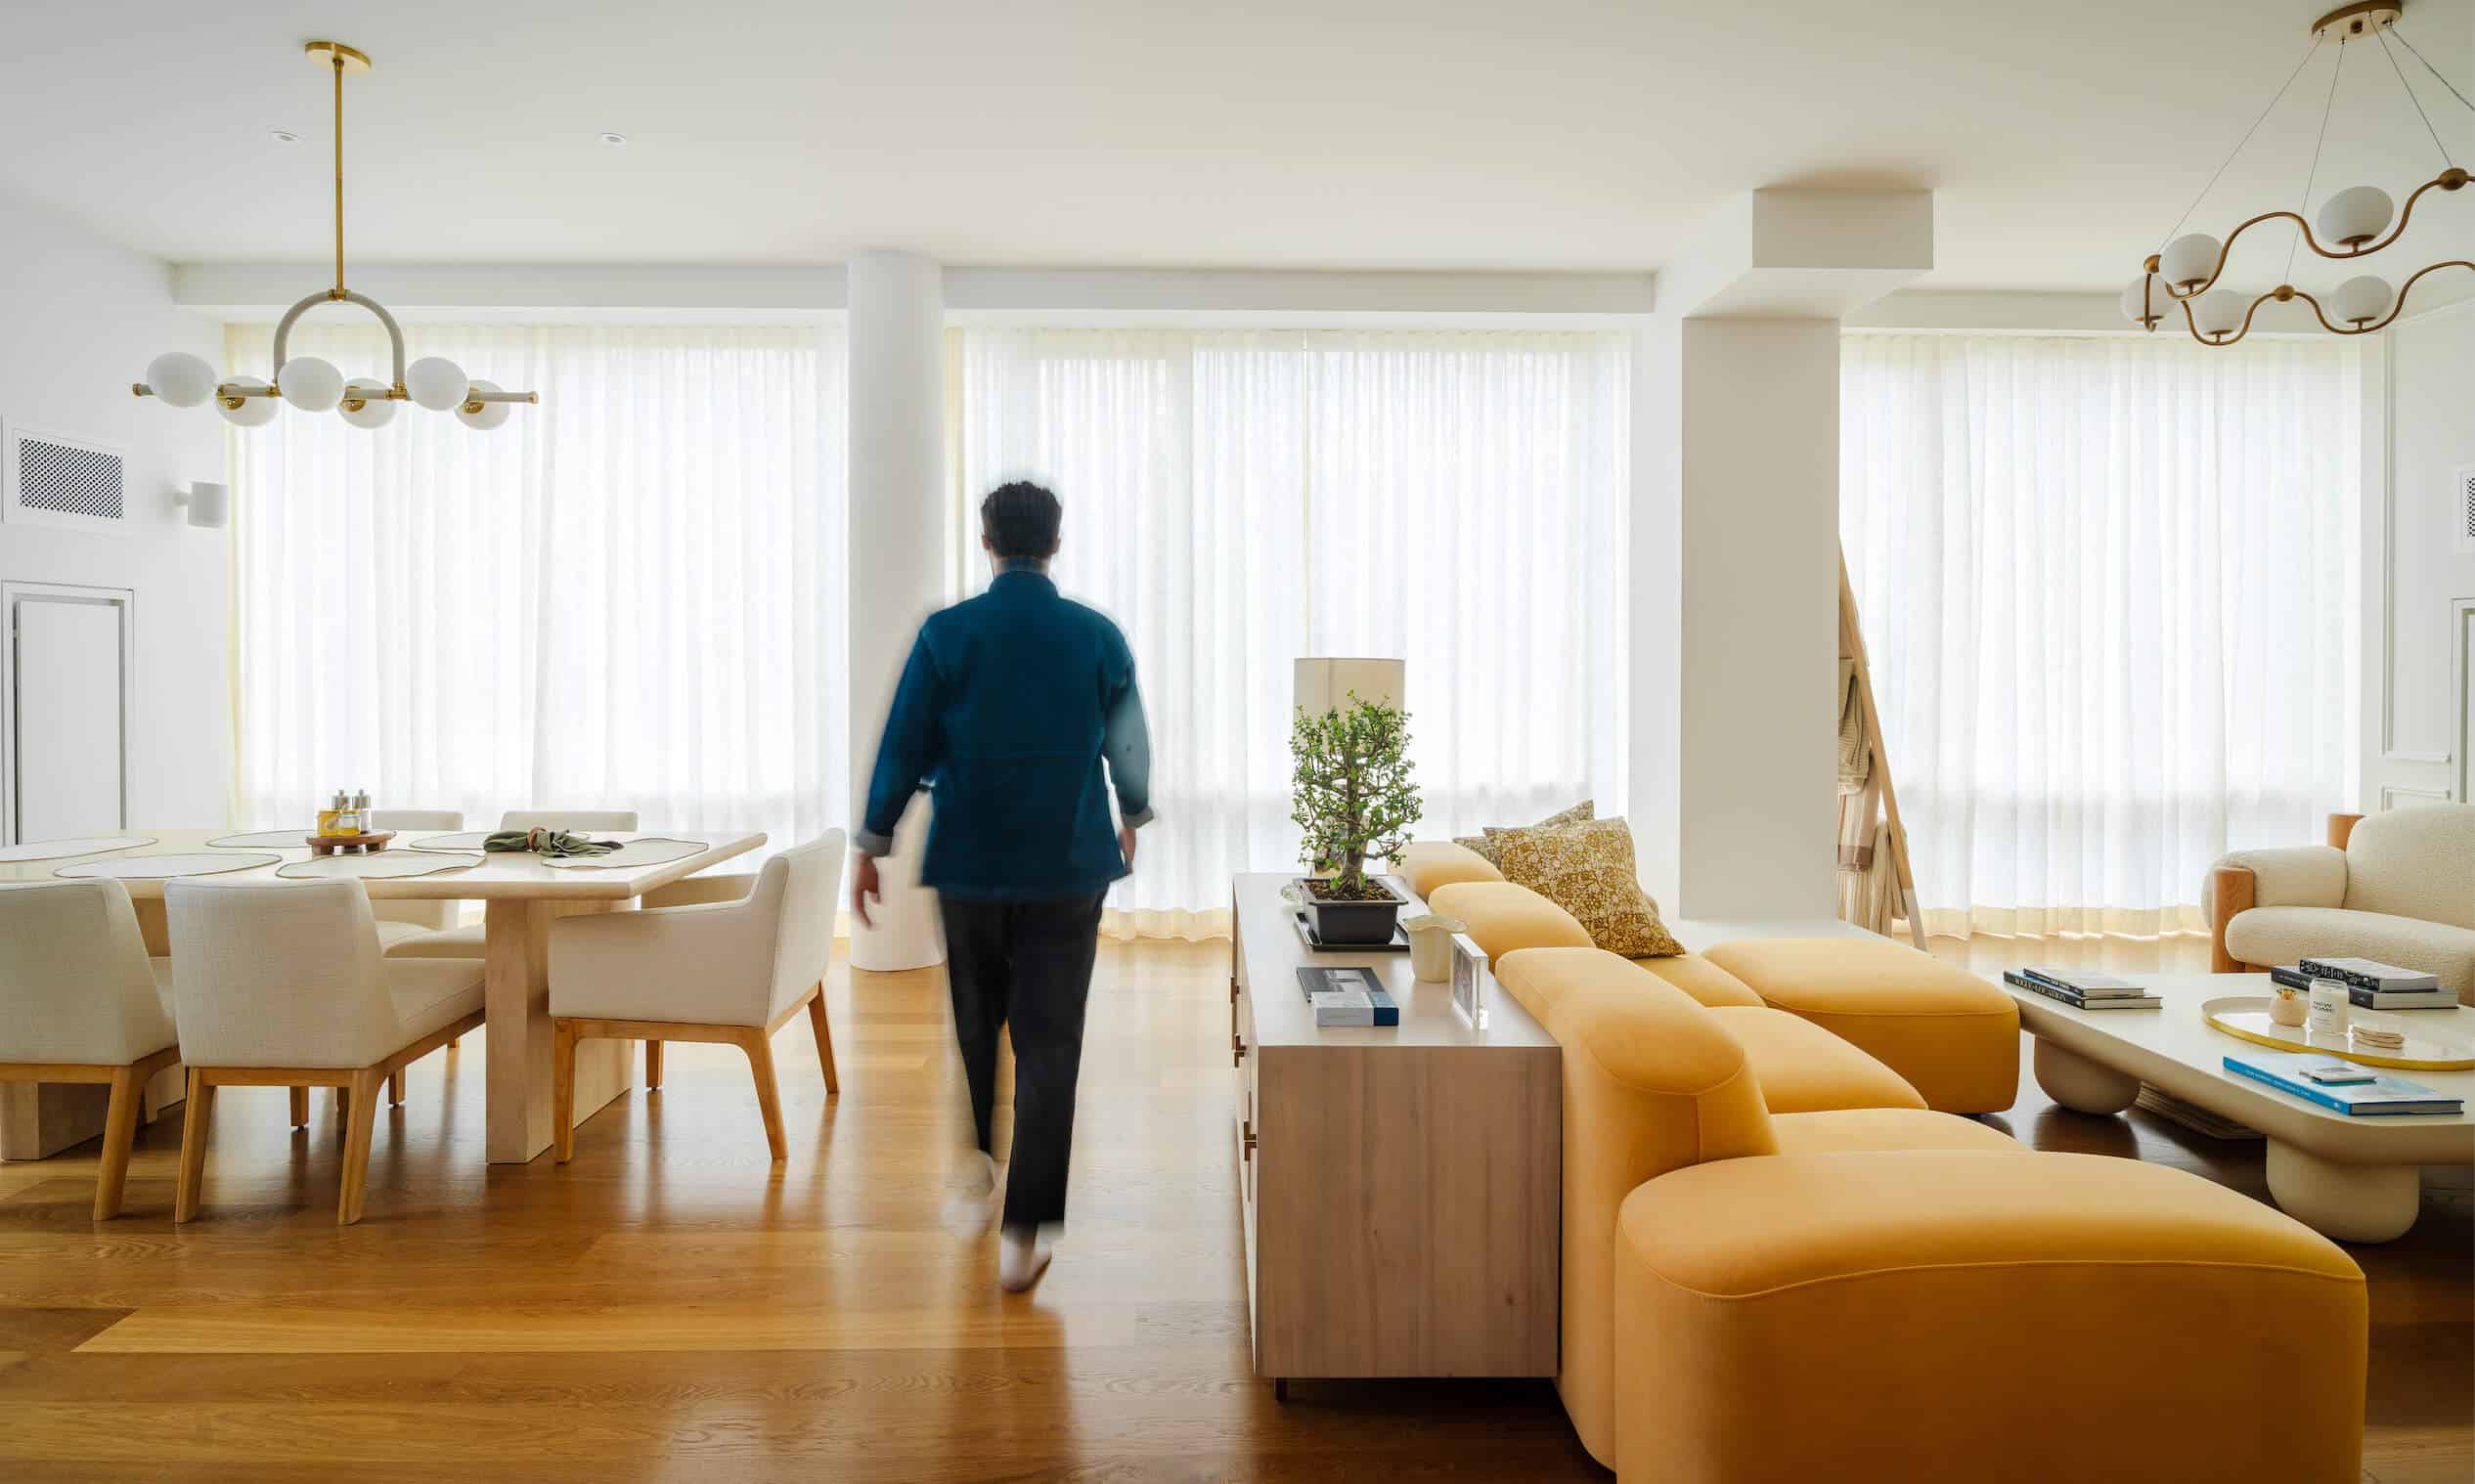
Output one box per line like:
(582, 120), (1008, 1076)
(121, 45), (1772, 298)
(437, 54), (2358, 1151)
(1836, 551), (1928, 950)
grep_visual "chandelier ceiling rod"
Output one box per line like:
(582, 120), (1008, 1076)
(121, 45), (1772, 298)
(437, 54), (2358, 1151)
(129, 41), (537, 429)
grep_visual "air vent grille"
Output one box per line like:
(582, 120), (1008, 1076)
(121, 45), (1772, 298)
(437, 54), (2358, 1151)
(19, 438), (123, 521)
(2458, 463), (2475, 553)
(3, 424), (129, 534)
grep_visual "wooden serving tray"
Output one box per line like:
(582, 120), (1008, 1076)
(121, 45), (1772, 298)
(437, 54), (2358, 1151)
(306, 831), (396, 856)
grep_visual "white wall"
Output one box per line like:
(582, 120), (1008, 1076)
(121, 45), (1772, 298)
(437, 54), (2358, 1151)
(2363, 298), (2475, 812)
(0, 189), (230, 830)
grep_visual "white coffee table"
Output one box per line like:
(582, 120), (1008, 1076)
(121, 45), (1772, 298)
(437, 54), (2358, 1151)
(1997, 972), (2475, 1243)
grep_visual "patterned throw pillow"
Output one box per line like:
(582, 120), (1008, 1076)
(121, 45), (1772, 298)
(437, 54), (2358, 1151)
(1453, 800), (1593, 868)
(1494, 816), (1684, 958)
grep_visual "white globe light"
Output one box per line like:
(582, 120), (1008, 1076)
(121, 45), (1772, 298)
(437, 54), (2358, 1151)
(145, 350), (218, 408)
(215, 376), (280, 428)
(2330, 274), (2394, 327)
(2315, 185), (2394, 247)
(2118, 275), (2169, 326)
(276, 356), (344, 413)
(405, 355), (468, 412)
(339, 378), (398, 429)
(2189, 289), (2249, 341)
(2159, 233), (2222, 290)
(456, 378), (510, 431)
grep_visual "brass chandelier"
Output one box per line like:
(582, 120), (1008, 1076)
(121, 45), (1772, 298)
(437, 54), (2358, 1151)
(2124, 1), (2472, 346)
(132, 41), (537, 428)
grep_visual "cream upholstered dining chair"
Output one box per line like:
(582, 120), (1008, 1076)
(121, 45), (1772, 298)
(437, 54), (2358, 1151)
(365, 809), (471, 949)
(549, 830), (843, 1162)
(0, 881), (182, 1219)
(384, 807), (641, 962)
(165, 877), (485, 1225)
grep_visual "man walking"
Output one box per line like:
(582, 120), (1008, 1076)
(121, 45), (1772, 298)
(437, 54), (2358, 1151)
(851, 480), (1152, 1292)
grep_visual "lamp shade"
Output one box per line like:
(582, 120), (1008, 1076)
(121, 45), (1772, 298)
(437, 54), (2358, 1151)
(180, 481), (229, 529)
(2158, 233), (2222, 290)
(1294, 657), (1405, 718)
(2315, 185), (2394, 247)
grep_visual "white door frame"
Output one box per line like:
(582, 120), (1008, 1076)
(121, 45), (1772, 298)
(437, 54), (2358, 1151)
(2454, 596), (2475, 808)
(0, 580), (136, 846)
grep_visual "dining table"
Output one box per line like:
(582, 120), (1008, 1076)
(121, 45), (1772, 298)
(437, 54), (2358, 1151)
(0, 827), (766, 1163)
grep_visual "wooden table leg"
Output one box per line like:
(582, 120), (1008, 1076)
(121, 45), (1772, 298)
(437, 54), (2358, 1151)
(482, 899), (638, 1163)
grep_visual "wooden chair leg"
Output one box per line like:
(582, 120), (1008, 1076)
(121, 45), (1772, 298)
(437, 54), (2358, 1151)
(552, 1021), (579, 1164)
(288, 1086), (309, 1127)
(645, 1039), (663, 1091)
(93, 1067), (143, 1221)
(743, 1028), (787, 1161)
(387, 1068), (406, 1107)
(806, 983), (839, 1096)
(174, 1070), (215, 1224)
(447, 1036), (461, 1050)
(337, 1069), (381, 1226)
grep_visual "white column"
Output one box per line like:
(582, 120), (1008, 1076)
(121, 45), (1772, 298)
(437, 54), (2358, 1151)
(1630, 190), (1932, 924)
(847, 249), (948, 972)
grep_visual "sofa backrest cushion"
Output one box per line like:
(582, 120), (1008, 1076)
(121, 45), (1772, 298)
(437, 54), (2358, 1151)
(1492, 946), (1776, 1465)
(1392, 840), (1505, 899)
(1428, 880), (1594, 960)
(2346, 805), (2475, 930)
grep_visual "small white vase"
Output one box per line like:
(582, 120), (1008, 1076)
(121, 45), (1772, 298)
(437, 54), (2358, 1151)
(1402, 914), (1465, 982)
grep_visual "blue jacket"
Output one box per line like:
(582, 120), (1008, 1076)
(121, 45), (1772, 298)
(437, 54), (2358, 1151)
(857, 569), (1155, 899)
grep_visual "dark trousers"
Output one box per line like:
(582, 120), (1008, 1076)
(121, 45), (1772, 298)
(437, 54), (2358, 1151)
(939, 892), (1107, 1231)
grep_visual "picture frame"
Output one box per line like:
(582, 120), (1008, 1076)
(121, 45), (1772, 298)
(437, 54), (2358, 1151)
(1450, 931), (1490, 1030)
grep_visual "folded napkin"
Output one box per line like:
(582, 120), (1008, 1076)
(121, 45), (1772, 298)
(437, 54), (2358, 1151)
(483, 828), (623, 858)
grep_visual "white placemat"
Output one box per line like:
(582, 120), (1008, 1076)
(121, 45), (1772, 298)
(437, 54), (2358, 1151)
(539, 837), (708, 870)
(57, 852), (281, 880)
(0, 835), (154, 862)
(276, 851), (485, 881)
(206, 828), (318, 849)
(407, 831), (511, 852)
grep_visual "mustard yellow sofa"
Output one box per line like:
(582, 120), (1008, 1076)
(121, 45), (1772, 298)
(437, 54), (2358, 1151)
(1402, 840), (2021, 1113)
(1397, 843), (2367, 1478)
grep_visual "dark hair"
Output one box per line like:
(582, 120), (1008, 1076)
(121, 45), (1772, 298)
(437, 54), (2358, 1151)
(981, 481), (1063, 560)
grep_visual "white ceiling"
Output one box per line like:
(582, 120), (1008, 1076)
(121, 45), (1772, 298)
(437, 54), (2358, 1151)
(3, 0), (2470, 293)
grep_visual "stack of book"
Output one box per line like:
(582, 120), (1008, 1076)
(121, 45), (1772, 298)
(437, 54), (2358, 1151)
(2274, 957), (2458, 1011)
(1297, 965), (1400, 1027)
(2002, 966), (2161, 1011)
(2223, 1050), (2465, 1116)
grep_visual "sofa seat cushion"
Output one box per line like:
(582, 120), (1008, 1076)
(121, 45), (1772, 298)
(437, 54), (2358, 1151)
(1393, 841), (1505, 899)
(382, 921), (487, 959)
(1702, 938), (2020, 1113)
(1428, 881), (1594, 962)
(1769, 1106), (2020, 1156)
(2226, 905), (2475, 1002)
(1706, 1006), (1924, 1113)
(1631, 952), (1763, 1009)
(1613, 1152), (2365, 1484)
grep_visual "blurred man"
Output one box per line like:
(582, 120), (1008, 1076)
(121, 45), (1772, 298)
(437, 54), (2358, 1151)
(852, 480), (1152, 1292)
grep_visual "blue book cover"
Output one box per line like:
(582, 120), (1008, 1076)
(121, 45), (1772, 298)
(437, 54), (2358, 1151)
(2222, 1051), (2463, 1116)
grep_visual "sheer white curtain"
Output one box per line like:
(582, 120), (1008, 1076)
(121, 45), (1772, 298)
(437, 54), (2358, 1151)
(229, 323), (847, 851)
(957, 328), (1629, 938)
(1840, 331), (2359, 938)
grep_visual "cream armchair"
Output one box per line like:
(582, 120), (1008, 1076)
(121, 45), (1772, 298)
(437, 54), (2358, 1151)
(165, 878), (486, 1225)
(2208, 805), (2475, 1003)
(549, 831), (843, 1162)
(0, 880), (182, 1219)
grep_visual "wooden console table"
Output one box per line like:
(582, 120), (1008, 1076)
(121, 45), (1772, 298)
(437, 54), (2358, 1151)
(1230, 872), (1560, 1393)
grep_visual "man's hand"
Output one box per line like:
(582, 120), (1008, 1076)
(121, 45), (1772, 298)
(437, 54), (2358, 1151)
(851, 851), (882, 929)
(1119, 823), (1138, 873)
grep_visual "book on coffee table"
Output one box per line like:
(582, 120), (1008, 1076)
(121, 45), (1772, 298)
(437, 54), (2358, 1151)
(2005, 970), (2161, 1010)
(2223, 1051), (2465, 1116)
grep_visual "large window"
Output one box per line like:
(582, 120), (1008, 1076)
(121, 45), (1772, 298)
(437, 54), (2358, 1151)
(1840, 330), (2360, 937)
(229, 324), (847, 850)
(956, 328), (1631, 937)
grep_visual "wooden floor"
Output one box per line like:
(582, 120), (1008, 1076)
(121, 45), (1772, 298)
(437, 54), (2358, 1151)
(2, 933), (2467, 1481)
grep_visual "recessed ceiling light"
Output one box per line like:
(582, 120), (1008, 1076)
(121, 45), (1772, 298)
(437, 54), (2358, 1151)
(268, 127), (300, 144)
(596, 131), (629, 147)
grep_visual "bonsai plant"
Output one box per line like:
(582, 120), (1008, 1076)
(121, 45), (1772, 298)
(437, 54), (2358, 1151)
(1289, 692), (1422, 945)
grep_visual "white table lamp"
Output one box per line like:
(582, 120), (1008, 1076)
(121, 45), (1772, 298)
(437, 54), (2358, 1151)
(1294, 657), (1405, 717)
